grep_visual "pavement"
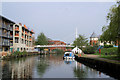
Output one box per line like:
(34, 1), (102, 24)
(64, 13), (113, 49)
(83, 54), (120, 64)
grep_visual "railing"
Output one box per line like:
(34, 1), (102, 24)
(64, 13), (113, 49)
(22, 30), (24, 33)
(29, 38), (32, 41)
(2, 42), (10, 46)
(30, 34), (32, 36)
(35, 45), (74, 48)
(0, 41), (2, 46)
(2, 34), (8, 38)
(10, 43), (13, 46)
(9, 27), (13, 31)
(10, 35), (13, 38)
(15, 27), (19, 31)
(6, 25), (10, 30)
(0, 23), (2, 28)
(25, 31), (27, 35)
(15, 34), (19, 37)
(2, 24), (10, 30)
(22, 36), (24, 38)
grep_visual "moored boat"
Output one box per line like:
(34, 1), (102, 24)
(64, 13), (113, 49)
(63, 52), (75, 59)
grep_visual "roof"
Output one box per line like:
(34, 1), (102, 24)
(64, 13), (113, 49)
(72, 46), (82, 54)
(0, 15), (15, 24)
(90, 32), (98, 38)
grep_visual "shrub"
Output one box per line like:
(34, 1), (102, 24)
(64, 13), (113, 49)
(14, 51), (21, 55)
(52, 49), (64, 54)
(104, 44), (113, 48)
(83, 46), (95, 54)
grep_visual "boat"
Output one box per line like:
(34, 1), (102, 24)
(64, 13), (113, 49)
(63, 52), (75, 59)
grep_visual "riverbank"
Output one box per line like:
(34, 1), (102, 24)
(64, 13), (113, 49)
(1, 52), (47, 60)
(75, 54), (120, 79)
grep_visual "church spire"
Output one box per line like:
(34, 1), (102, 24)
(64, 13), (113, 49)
(76, 27), (78, 39)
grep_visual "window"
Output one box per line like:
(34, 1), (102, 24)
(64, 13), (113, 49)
(22, 39), (24, 44)
(15, 38), (19, 43)
(4, 47), (9, 51)
(0, 46), (2, 51)
(0, 29), (2, 35)
(0, 37), (2, 44)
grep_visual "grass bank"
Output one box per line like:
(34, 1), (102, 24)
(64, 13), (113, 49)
(93, 47), (120, 61)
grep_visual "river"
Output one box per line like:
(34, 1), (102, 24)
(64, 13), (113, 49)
(0, 54), (116, 79)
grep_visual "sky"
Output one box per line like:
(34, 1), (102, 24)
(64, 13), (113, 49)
(1, 2), (116, 43)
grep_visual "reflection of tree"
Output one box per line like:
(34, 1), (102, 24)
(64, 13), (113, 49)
(37, 58), (49, 77)
(73, 63), (87, 79)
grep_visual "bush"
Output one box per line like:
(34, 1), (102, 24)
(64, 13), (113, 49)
(14, 51), (21, 55)
(83, 46), (95, 54)
(13, 51), (27, 55)
(104, 44), (113, 48)
(52, 49), (64, 54)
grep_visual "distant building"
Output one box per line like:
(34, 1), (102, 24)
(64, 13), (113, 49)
(90, 32), (114, 46)
(0, 16), (15, 56)
(10, 23), (35, 52)
(48, 40), (66, 51)
(90, 32), (99, 46)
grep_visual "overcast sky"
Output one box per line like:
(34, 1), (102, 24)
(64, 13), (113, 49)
(1, 2), (116, 43)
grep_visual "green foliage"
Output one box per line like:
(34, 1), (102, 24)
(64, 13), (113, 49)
(83, 46), (95, 54)
(104, 44), (113, 48)
(100, 2), (120, 56)
(35, 32), (48, 45)
(94, 47), (118, 55)
(37, 58), (49, 77)
(13, 51), (27, 55)
(73, 34), (88, 48)
(52, 49), (64, 54)
(100, 3), (120, 42)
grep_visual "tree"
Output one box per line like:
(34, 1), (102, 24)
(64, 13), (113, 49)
(73, 34), (88, 49)
(35, 32), (48, 45)
(100, 2), (120, 56)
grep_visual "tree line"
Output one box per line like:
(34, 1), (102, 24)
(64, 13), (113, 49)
(100, 2), (120, 56)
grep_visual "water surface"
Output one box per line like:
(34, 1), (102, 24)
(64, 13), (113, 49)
(1, 54), (115, 79)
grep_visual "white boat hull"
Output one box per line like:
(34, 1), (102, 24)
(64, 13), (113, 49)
(63, 56), (75, 59)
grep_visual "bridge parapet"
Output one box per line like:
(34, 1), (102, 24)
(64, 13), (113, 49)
(34, 45), (74, 48)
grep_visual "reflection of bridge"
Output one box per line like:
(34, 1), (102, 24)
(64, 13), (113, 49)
(35, 45), (74, 48)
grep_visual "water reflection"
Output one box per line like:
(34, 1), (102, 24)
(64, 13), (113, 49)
(37, 55), (49, 77)
(1, 54), (115, 79)
(2, 57), (35, 79)
(64, 59), (75, 64)
(73, 62), (111, 78)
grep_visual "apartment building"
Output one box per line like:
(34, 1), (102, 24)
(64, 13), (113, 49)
(10, 23), (34, 52)
(0, 16), (15, 56)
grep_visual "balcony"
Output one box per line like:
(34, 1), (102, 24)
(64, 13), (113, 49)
(2, 24), (7, 29)
(9, 27), (13, 31)
(15, 34), (19, 37)
(25, 31), (28, 35)
(2, 24), (10, 30)
(22, 30), (24, 33)
(22, 36), (24, 38)
(10, 43), (13, 46)
(30, 34), (32, 36)
(2, 42), (10, 46)
(15, 27), (19, 31)
(10, 35), (13, 38)
(0, 42), (2, 46)
(2, 34), (10, 38)
(29, 38), (32, 41)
